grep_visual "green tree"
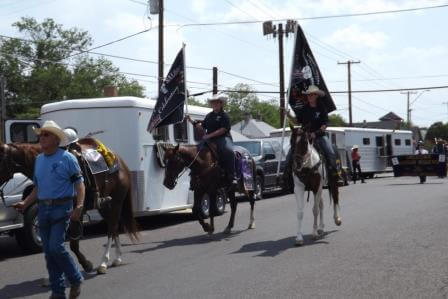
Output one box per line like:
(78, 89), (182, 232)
(224, 83), (280, 128)
(186, 96), (207, 107)
(425, 121), (448, 143)
(328, 114), (347, 127)
(0, 17), (145, 118)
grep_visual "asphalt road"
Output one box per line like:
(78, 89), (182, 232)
(1, 175), (448, 298)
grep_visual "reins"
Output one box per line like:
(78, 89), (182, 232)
(173, 148), (202, 184)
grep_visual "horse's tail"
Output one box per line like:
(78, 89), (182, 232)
(121, 186), (140, 243)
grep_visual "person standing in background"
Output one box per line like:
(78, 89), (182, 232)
(351, 145), (365, 184)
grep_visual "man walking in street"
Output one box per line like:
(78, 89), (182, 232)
(416, 140), (429, 184)
(13, 120), (85, 299)
(351, 145), (365, 184)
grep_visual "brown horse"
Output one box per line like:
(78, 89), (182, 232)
(290, 127), (341, 246)
(0, 139), (139, 274)
(162, 143), (257, 234)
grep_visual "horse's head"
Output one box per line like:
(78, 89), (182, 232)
(0, 143), (17, 185)
(290, 125), (311, 169)
(162, 144), (187, 190)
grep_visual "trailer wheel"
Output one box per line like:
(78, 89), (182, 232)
(15, 203), (42, 254)
(213, 188), (227, 216)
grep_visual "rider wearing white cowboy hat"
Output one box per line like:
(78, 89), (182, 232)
(284, 84), (341, 183)
(186, 93), (237, 186)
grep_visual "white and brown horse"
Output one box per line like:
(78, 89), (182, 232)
(290, 127), (341, 246)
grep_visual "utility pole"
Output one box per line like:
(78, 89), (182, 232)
(401, 91), (417, 125)
(212, 67), (218, 95)
(443, 101), (448, 120)
(0, 75), (6, 142)
(262, 20), (296, 126)
(338, 60), (360, 126)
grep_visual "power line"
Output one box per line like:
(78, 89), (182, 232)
(178, 3), (448, 28)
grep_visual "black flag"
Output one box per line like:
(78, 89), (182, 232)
(288, 24), (336, 113)
(147, 46), (186, 133)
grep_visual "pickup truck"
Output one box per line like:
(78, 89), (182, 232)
(234, 138), (289, 198)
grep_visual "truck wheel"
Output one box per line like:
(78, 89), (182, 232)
(15, 203), (42, 254)
(255, 176), (263, 200)
(213, 189), (227, 216)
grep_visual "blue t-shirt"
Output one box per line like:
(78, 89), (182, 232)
(33, 148), (83, 200)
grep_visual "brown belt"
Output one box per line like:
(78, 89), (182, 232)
(38, 197), (74, 206)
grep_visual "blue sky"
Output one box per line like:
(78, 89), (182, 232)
(1, 0), (447, 127)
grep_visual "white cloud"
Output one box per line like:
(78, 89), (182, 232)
(326, 24), (389, 49)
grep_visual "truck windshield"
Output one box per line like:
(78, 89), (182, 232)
(234, 141), (261, 156)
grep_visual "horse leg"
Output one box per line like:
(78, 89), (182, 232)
(69, 238), (94, 273)
(312, 191), (320, 239)
(247, 191), (256, 229)
(193, 191), (211, 233)
(111, 236), (123, 267)
(331, 184), (342, 226)
(318, 188), (325, 235)
(293, 175), (305, 246)
(97, 237), (112, 274)
(224, 189), (237, 234)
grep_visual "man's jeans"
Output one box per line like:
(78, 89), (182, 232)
(314, 135), (338, 171)
(38, 201), (83, 296)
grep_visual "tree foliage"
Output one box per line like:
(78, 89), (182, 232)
(224, 83), (280, 128)
(0, 17), (145, 118)
(425, 121), (448, 143)
(328, 114), (347, 127)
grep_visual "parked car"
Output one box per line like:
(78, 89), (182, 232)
(234, 138), (288, 198)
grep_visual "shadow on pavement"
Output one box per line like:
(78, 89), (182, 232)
(130, 230), (245, 254)
(0, 271), (96, 299)
(387, 182), (444, 186)
(232, 230), (338, 257)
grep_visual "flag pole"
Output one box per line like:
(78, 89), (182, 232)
(276, 24), (298, 179)
(183, 43), (188, 116)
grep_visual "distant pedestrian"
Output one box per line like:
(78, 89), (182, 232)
(415, 140), (428, 183)
(13, 120), (84, 299)
(351, 145), (365, 184)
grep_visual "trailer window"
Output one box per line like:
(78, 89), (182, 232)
(11, 123), (39, 143)
(375, 136), (384, 147)
(362, 138), (370, 145)
(174, 119), (188, 143)
(153, 126), (169, 141)
(394, 139), (401, 146)
(405, 139), (411, 146)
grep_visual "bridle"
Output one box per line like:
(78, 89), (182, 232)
(168, 148), (201, 187)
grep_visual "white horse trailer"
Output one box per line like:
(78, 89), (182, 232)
(270, 126), (414, 176)
(3, 97), (212, 218)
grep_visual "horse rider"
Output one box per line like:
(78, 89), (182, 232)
(13, 120), (84, 299)
(351, 144), (365, 184)
(283, 85), (340, 186)
(186, 94), (237, 186)
(415, 140), (428, 183)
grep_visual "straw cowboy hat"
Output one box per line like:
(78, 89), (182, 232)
(303, 85), (325, 97)
(33, 120), (67, 145)
(352, 144), (359, 150)
(207, 94), (228, 103)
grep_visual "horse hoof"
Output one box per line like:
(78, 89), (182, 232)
(97, 266), (107, 275)
(317, 229), (324, 235)
(202, 223), (211, 233)
(335, 218), (342, 226)
(248, 223), (255, 229)
(111, 259), (122, 267)
(223, 227), (231, 234)
(295, 238), (304, 246)
(83, 261), (94, 273)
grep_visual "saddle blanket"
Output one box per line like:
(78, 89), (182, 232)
(82, 149), (121, 175)
(234, 147), (255, 191)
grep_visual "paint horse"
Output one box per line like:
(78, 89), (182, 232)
(0, 140), (139, 274)
(290, 126), (342, 246)
(162, 143), (257, 234)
